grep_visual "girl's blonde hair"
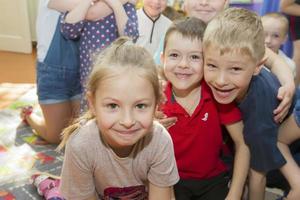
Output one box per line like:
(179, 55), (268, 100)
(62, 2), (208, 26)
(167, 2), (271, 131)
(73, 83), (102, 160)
(58, 37), (161, 150)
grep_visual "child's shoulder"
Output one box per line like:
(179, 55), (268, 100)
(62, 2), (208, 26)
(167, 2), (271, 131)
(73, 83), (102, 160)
(67, 119), (100, 149)
(143, 122), (173, 146)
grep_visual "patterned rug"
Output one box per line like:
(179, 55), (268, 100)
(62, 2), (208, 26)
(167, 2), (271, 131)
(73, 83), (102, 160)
(0, 86), (63, 200)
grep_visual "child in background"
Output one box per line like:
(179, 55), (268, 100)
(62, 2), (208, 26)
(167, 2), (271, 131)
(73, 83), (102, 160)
(136, 0), (172, 55)
(20, 0), (82, 144)
(61, 0), (138, 111)
(262, 12), (296, 78)
(203, 7), (300, 200)
(160, 17), (249, 200)
(281, 0), (300, 85)
(58, 37), (179, 199)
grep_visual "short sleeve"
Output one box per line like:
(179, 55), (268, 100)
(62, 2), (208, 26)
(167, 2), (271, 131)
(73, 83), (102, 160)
(60, 132), (97, 200)
(147, 124), (179, 187)
(217, 102), (242, 125)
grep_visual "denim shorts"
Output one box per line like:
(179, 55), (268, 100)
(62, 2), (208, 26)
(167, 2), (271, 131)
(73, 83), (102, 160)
(37, 61), (82, 104)
(294, 99), (300, 127)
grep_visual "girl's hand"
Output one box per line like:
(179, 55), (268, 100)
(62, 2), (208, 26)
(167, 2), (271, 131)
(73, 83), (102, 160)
(273, 83), (295, 123)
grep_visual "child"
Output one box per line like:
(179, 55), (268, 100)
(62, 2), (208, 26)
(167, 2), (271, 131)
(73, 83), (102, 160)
(159, 17), (249, 200)
(61, 0), (139, 111)
(136, 0), (172, 55)
(281, 0), (300, 85)
(203, 7), (300, 200)
(20, 0), (82, 144)
(262, 12), (296, 77)
(58, 37), (179, 199)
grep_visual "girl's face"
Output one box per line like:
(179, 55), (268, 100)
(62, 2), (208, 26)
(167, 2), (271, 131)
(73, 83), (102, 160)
(183, 0), (228, 24)
(87, 68), (157, 157)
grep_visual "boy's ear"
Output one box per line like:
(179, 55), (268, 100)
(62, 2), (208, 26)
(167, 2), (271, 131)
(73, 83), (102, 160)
(86, 91), (96, 115)
(253, 57), (267, 75)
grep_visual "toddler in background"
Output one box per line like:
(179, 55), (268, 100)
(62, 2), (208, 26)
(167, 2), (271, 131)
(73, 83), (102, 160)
(58, 37), (179, 199)
(262, 12), (296, 78)
(136, 0), (172, 55)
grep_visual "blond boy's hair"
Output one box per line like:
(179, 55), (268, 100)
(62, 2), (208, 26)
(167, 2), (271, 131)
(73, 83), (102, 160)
(262, 12), (289, 36)
(203, 7), (265, 63)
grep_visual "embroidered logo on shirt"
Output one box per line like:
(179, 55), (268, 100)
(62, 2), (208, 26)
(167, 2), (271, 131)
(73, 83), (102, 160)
(202, 112), (209, 121)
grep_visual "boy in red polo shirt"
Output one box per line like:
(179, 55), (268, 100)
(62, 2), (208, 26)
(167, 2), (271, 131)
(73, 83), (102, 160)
(159, 17), (250, 200)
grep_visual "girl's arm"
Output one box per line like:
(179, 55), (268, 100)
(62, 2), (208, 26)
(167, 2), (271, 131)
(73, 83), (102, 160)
(225, 121), (250, 200)
(264, 47), (295, 123)
(48, 0), (135, 21)
(280, 0), (300, 16)
(64, 0), (93, 23)
(103, 0), (131, 35)
(148, 183), (172, 200)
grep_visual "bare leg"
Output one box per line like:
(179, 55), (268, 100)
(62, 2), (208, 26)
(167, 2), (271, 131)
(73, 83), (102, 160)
(21, 99), (80, 144)
(278, 114), (300, 200)
(294, 40), (300, 86)
(248, 169), (266, 200)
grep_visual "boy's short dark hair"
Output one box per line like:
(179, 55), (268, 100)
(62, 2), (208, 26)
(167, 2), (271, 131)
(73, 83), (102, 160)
(163, 17), (207, 52)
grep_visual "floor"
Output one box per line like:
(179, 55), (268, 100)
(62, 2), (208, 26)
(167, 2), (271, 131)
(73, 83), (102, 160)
(0, 47), (36, 84)
(0, 47), (36, 109)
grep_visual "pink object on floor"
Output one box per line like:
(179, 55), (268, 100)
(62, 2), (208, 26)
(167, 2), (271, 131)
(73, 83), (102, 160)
(32, 174), (64, 200)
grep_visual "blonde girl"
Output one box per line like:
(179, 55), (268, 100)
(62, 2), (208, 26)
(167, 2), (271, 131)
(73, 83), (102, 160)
(58, 37), (179, 200)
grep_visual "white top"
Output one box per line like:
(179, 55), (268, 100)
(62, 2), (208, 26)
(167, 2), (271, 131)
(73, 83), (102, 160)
(36, 0), (60, 62)
(278, 49), (296, 78)
(60, 119), (179, 199)
(136, 8), (172, 56)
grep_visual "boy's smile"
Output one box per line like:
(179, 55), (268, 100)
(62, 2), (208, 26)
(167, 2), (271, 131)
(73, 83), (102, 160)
(162, 32), (203, 97)
(204, 45), (262, 104)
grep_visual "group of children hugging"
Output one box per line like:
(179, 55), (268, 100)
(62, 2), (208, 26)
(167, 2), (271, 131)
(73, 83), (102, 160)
(19, 0), (300, 199)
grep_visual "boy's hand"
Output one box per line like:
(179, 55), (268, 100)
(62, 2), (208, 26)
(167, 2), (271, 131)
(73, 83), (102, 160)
(155, 111), (177, 129)
(273, 83), (295, 123)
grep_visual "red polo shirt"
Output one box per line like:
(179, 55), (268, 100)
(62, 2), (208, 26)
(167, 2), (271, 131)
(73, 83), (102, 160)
(161, 81), (242, 179)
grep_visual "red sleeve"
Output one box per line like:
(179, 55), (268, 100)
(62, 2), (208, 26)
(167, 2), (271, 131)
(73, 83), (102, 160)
(217, 101), (242, 125)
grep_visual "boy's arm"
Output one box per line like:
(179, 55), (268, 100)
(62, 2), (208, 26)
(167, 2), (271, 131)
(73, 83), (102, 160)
(149, 183), (172, 200)
(225, 121), (250, 200)
(280, 0), (300, 16)
(264, 47), (295, 123)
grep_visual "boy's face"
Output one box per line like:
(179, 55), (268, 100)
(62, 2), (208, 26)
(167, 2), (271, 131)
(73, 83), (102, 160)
(204, 44), (262, 104)
(161, 32), (203, 96)
(262, 17), (287, 53)
(143, 0), (167, 19)
(183, 0), (228, 24)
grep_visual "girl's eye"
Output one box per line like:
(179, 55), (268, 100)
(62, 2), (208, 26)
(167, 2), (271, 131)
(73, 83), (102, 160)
(136, 103), (147, 110)
(106, 103), (118, 110)
(190, 54), (200, 60)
